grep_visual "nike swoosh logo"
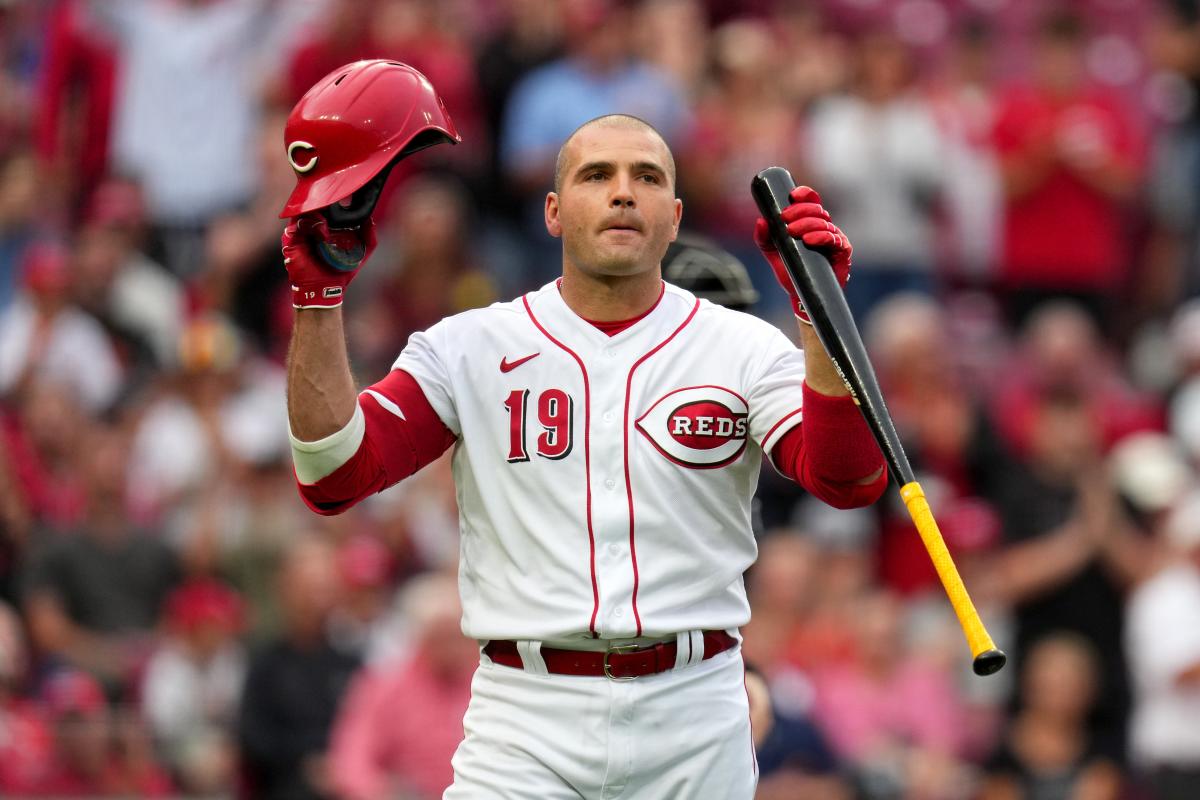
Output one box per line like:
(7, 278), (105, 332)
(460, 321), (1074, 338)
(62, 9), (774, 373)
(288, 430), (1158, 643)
(500, 352), (540, 373)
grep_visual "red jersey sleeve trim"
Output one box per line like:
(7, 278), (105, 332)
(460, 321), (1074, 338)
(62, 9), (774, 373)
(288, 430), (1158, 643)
(295, 370), (456, 515)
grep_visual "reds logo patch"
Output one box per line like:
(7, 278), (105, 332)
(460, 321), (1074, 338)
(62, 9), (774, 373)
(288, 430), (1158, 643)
(635, 386), (749, 468)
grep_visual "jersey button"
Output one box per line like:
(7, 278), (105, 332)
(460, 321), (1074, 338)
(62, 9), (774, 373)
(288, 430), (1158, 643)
(614, 607), (624, 617)
(604, 478), (616, 490)
(602, 411), (614, 423)
(608, 543), (620, 556)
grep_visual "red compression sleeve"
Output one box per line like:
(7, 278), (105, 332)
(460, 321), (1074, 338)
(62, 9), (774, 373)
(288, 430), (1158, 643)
(296, 370), (456, 515)
(770, 383), (888, 509)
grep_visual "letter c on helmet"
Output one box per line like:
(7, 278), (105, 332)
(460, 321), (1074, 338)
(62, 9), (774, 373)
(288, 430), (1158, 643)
(287, 141), (319, 174)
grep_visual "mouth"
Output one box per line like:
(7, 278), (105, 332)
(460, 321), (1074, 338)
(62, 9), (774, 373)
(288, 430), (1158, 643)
(601, 223), (643, 234)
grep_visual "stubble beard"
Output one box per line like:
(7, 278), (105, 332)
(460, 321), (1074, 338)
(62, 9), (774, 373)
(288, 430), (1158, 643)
(565, 228), (650, 279)
(571, 221), (681, 280)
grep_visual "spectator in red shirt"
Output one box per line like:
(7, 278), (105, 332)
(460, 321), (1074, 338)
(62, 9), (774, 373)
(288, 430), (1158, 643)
(32, 669), (173, 797)
(34, 0), (118, 221)
(0, 601), (54, 795)
(991, 303), (1162, 458)
(992, 9), (1143, 330)
(861, 294), (1007, 598)
(279, 0), (377, 107)
(1, 379), (88, 530)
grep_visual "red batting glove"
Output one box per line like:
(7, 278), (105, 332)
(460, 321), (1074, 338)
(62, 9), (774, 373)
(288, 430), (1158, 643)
(281, 214), (377, 309)
(753, 186), (852, 324)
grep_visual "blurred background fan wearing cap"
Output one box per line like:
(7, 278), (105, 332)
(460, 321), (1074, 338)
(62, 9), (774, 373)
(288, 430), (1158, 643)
(663, 231), (760, 312)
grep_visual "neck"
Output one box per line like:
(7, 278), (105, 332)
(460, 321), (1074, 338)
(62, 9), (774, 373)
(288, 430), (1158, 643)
(559, 264), (663, 322)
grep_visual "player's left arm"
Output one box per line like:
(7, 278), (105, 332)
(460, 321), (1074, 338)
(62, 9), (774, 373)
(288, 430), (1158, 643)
(753, 187), (886, 506)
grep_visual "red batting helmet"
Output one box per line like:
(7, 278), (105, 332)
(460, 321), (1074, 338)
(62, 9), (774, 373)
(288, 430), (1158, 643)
(279, 59), (461, 220)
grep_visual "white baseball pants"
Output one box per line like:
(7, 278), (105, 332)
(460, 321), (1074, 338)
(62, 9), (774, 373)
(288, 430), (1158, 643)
(444, 640), (757, 799)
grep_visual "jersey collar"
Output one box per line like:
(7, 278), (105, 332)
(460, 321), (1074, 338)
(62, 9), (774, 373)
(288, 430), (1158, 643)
(526, 280), (695, 350)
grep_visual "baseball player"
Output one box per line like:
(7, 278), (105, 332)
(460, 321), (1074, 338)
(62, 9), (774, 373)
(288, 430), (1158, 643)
(282, 60), (886, 799)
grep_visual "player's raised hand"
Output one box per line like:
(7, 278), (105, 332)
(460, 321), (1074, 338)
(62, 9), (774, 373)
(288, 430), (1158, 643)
(753, 185), (852, 323)
(281, 214), (377, 309)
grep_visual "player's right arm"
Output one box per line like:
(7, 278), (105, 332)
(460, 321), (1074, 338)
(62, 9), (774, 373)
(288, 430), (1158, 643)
(284, 215), (370, 441)
(288, 305), (358, 441)
(283, 218), (455, 515)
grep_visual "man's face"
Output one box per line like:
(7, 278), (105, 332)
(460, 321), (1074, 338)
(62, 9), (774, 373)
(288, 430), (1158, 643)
(546, 125), (682, 280)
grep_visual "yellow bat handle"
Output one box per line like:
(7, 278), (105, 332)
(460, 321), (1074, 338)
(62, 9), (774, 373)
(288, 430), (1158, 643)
(900, 482), (1006, 676)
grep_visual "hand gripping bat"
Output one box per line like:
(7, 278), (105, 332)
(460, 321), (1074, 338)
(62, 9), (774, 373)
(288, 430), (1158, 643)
(752, 166), (1006, 676)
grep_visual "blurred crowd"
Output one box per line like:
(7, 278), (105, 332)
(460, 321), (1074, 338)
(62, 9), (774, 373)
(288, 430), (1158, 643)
(1, 0), (1199, 798)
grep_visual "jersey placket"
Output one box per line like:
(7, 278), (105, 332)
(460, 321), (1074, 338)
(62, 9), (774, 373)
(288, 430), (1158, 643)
(589, 337), (638, 639)
(587, 296), (700, 640)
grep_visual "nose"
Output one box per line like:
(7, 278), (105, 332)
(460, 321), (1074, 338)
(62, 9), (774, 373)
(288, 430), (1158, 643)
(610, 174), (635, 208)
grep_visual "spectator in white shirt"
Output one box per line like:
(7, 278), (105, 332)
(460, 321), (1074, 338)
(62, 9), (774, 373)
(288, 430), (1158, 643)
(87, 0), (322, 275)
(0, 242), (122, 414)
(141, 579), (247, 797)
(805, 29), (944, 322)
(1125, 487), (1200, 799)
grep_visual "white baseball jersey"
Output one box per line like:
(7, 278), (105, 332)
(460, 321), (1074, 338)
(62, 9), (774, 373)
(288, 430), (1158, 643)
(392, 280), (807, 643)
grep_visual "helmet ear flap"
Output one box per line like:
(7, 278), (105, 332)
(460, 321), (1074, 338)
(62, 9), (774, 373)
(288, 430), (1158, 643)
(322, 162), (395, 229)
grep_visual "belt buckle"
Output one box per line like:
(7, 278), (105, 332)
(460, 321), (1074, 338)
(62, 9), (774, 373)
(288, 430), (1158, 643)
(603, 643), (641, 681)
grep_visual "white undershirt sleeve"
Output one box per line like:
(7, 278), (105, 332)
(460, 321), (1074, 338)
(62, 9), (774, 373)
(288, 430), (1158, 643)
(289, 403), (365, 485)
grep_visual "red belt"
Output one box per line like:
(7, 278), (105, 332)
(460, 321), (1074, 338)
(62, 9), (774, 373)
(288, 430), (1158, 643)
(484, 631), (737, 680)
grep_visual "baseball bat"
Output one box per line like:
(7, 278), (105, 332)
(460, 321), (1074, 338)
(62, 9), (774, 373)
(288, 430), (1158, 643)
(751, 166), (1006, 677)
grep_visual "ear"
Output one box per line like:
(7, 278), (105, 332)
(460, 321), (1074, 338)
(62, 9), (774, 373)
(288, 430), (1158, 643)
(669, 198), (682, 242)
(545, 192), (562, 239)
